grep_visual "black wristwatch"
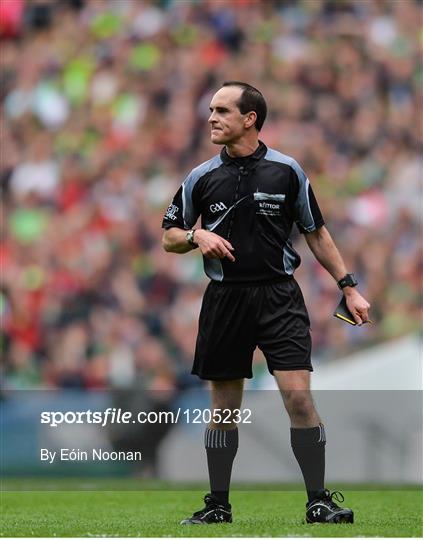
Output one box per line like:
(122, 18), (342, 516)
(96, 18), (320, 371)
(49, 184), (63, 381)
(337, 273), (358, 290)
(186, 229), (198, 248)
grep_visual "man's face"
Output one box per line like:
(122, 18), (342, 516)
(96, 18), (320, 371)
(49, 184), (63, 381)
(208, 86), (250, 145)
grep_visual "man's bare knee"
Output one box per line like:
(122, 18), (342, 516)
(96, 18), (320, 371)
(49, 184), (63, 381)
(283, 390), (312, 415)
(209, 379), (244, 429)
(283, 390), (320, 426)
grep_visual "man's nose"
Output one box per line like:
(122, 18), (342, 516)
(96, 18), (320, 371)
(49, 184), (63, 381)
(208, 111), (215, 123)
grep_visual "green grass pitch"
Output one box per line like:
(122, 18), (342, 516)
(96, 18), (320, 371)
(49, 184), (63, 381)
(1, 481), (422, 537)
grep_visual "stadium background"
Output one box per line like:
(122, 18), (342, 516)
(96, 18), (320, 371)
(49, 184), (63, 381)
(1, 0), (421, 484)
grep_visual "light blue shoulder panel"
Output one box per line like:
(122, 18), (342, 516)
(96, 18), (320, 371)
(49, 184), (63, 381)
(264, 148), (316, 232)
(182, 154), (222, 228)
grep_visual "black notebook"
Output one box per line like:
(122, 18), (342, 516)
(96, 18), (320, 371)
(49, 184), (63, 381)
(333, 296), (372, 326)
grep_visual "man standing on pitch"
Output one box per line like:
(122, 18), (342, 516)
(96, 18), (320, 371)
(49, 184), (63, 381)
(162, 82), (370, 525)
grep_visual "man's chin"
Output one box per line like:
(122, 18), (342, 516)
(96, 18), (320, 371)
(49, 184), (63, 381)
(210, 133), (226, 145)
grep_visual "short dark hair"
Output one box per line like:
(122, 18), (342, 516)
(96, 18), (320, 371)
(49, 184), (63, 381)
(222, 81), (267, 131)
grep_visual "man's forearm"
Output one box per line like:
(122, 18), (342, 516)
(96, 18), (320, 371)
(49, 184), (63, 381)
(305, 226), (349, 283)
(162, 227), (194, 254)
(162, 228), (236, 262)
(305, 226), (371, 322)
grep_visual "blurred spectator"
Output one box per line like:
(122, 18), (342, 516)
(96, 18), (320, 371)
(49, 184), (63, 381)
(1, 0), (420, 391)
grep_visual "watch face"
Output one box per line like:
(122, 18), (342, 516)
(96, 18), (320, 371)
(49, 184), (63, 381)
(347, 273), (357, 286)
(344, 274), (357, 287)
(338, 273), (357, 289)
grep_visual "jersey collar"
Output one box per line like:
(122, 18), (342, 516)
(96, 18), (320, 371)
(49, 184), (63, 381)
(220, 140), (267, 165)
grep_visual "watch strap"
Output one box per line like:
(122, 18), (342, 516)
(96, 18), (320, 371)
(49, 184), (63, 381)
(337, 273), (358, 289)
(186, 229), (198, 247)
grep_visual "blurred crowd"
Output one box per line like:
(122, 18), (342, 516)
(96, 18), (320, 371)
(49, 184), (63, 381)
(1, 0), (421, 391)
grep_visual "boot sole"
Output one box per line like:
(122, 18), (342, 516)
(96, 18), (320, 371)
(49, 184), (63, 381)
(306, 511), (354, 524)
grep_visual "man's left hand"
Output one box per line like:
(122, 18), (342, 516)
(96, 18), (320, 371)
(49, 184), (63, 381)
(344, 288), (371, 325)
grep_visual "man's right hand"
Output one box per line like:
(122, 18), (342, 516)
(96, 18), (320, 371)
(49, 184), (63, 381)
(195, 229), (235, 262)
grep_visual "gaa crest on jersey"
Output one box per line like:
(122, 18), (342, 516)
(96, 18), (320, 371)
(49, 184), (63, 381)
(210, 201), (228, 213)
(165, 203), (179, 221)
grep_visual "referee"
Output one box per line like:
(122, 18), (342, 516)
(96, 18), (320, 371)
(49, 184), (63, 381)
(162, 82), (370, 525)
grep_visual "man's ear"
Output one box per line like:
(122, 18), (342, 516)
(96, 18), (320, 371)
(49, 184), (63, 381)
(244, 111), (257, 129)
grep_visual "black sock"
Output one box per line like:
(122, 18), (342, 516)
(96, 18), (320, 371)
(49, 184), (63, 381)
(291, 423), (326, 502)
(205, 427), (238, 506)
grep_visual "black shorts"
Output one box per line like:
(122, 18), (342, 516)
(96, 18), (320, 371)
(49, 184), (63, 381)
(192, 278), (312, 380)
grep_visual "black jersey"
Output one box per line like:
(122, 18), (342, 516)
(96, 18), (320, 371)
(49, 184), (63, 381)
(162, 141), (324, 283)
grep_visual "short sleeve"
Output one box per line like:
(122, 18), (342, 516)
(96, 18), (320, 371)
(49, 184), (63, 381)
(291, 161), (325, 234)
(162, 171), (201, 230)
